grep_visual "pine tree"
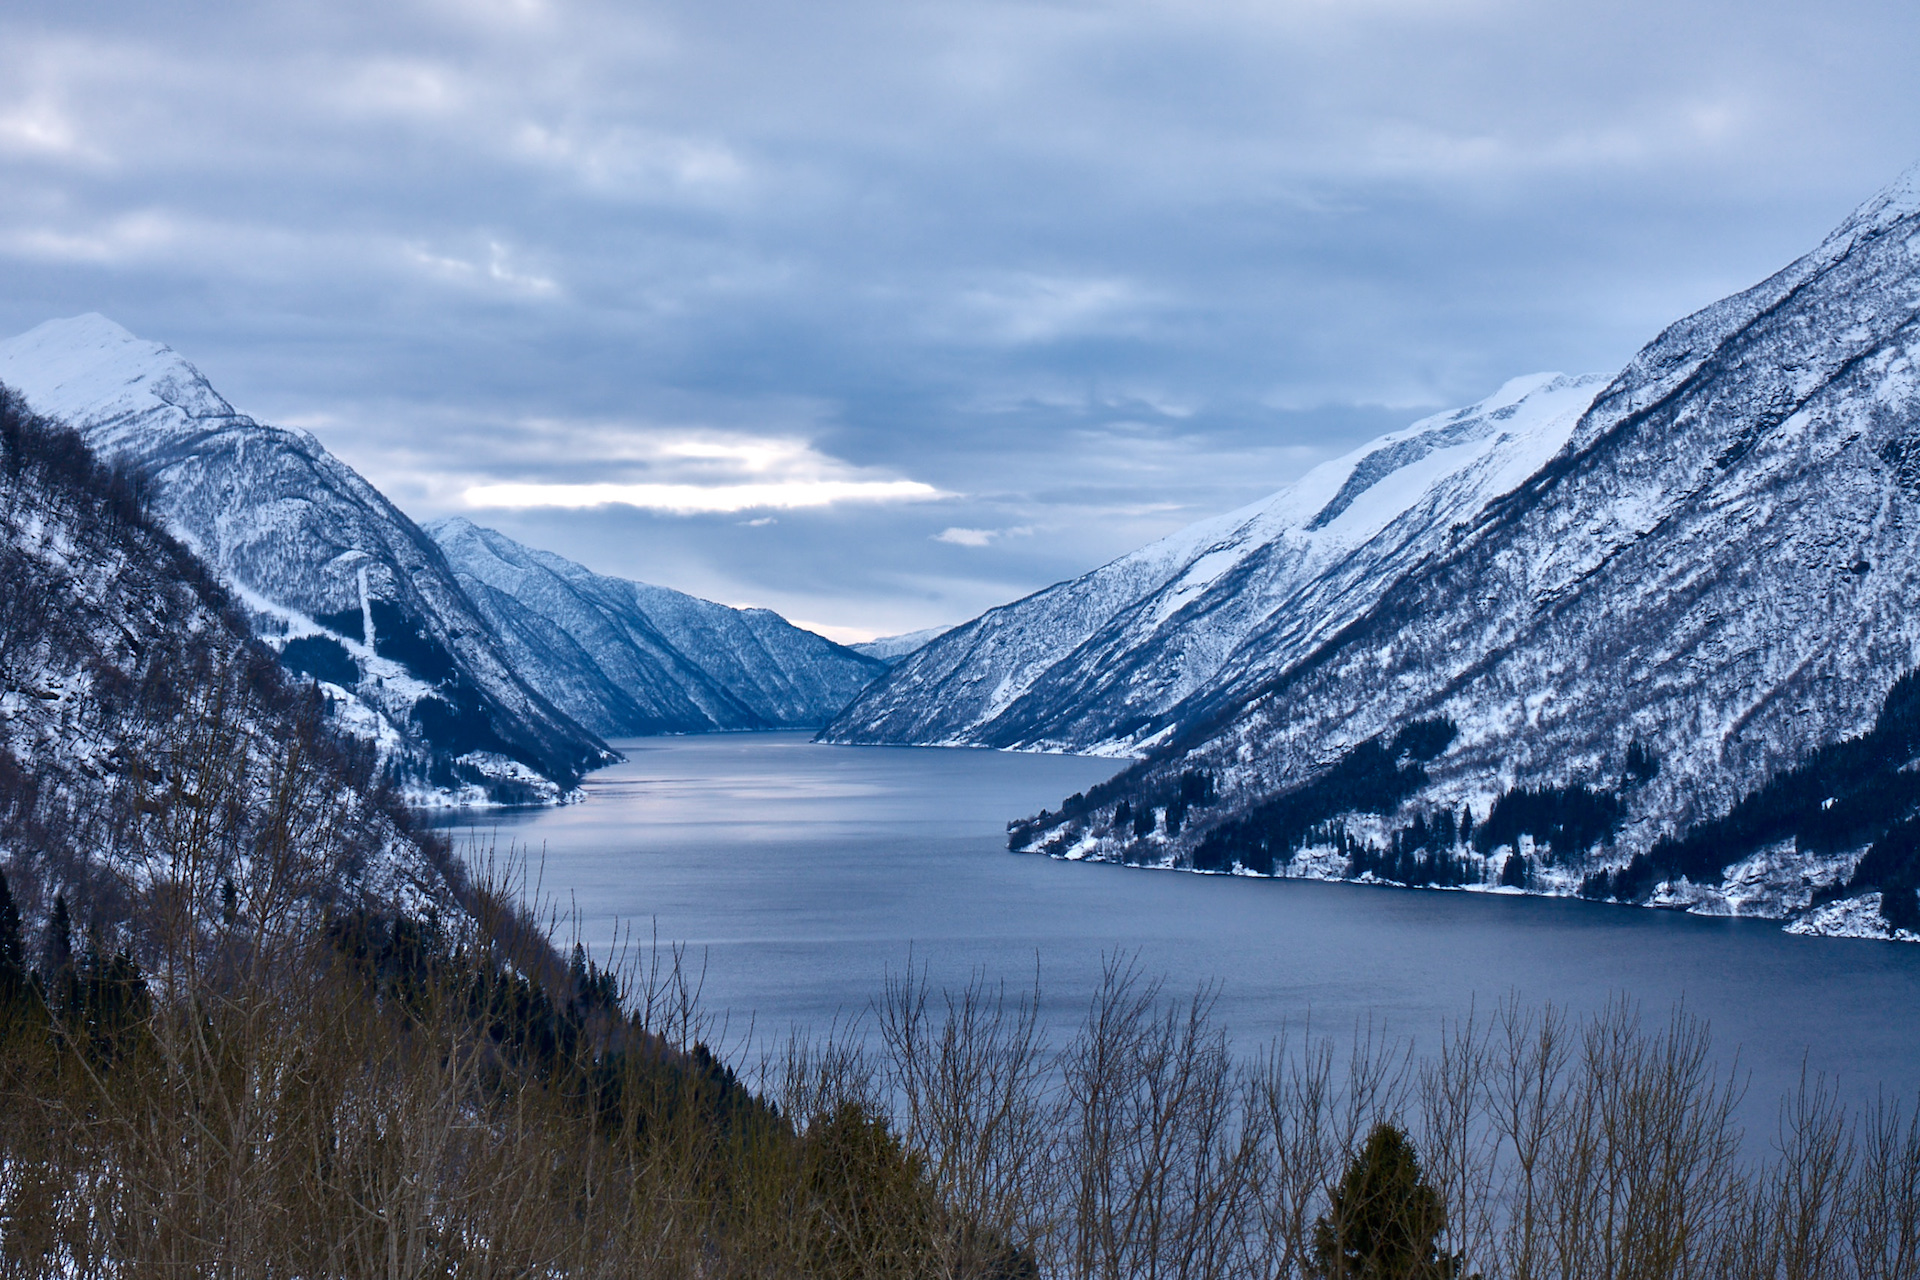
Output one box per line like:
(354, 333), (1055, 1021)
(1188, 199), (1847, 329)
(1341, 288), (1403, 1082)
(1883, 875), (1920, 934)
(1311, 1122), (1466, 1280)
(46, 893), (72, 976)
(0, 869), (24, 1007)
(45, 894), (77, 1023)
(1624, 740), (1660, 785)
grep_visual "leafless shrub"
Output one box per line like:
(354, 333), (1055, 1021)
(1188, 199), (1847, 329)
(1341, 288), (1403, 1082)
(10, 886), (1920, 1279)
(863, 972), (1920, 1280)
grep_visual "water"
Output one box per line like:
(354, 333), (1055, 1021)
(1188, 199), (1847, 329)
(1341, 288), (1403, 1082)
(439, 731), (1920, 1127)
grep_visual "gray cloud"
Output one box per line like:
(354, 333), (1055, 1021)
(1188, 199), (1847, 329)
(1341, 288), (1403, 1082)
(1, 0), (1917, 636)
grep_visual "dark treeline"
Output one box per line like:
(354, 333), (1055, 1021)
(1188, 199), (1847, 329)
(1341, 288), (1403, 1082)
(1344, 837), (1481, 890)
(1011, 767), (1220, 856)
(1031, 715), (1645, 892)
(1217, 741), (1636, 888)
(1590, 670), (1920, 927)
(1015, 656), (1920, 932)
(1184, 719), (1458, 875)
(1473, 784), (1625, 863)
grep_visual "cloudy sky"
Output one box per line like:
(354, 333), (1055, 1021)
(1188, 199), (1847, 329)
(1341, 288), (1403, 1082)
(2, 0), (1917, 640)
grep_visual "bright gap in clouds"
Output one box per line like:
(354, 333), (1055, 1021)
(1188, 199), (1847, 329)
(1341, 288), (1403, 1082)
(933, 525), (1035, 547)
(465, 477), (945, 512)
(460, 430), (950, 513)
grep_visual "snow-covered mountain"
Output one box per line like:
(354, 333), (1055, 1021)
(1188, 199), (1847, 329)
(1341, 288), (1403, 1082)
(0, 315), (613, 804)
(851, 626), (953, 665)
(0, 386), (456, 943)
(428, 518), (886, 736)
(1010, 164), (1920, 940)
(824, 371), (1608, 753)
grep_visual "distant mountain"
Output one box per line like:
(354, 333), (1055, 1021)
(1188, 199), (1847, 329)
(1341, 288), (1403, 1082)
(0, 315), (613, 804)
(0, 385), (457, 932)
(1009, 164), (1920, 941)
(851, 626), (953, 665)
(824, 372), (1608, 753)
(427, 518), (887, 736)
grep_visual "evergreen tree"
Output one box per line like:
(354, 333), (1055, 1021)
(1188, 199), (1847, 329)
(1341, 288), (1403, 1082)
(45, 893), (73, 976)
(0, 871), (21, 975)
(72, 941), (149, 1064)
(45, 894), (79, 1026)
(802, 1100), (935, 1278)
(1623, 739), (1660, 786)
(1883, 876), (1920, 935)
(0, 869), (24, 1008)
(1499, 853), (1527, 889)
(1311, 1122), (1465, 1280)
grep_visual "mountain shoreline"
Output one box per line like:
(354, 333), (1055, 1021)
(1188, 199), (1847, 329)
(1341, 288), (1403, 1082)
(993, 163), (1920, 944)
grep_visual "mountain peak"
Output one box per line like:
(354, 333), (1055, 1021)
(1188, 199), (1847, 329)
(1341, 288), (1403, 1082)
(1824, 160), (1920, 245)
(0, 313), (235, 429)
(0, 314), (614, 802)
(22, 311), (141, 347)
(1479, 370), (1583, 413)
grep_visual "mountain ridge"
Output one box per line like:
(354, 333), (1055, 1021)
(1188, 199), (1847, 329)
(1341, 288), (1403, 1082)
(1006, 162), (1920, 940)
(0, 314), (614, 804)
(823, 370), (1609, 754)
(428, 517), (887, 736)
(851, 626), (953, 665)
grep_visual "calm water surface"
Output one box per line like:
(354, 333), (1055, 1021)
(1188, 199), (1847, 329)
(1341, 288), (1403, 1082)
(440, 732), (1920, 1125)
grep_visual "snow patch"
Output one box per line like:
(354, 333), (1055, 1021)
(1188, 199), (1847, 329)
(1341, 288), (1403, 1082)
(1785, 894), (1920, 942)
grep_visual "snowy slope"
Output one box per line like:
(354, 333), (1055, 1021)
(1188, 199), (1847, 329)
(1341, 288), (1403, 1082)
(428, 518), (887, 736)
(824, 372), (1607, 752)
(0, 388), (456, 943)
(852, 626), (953, 665)
(0, 316), (613, 803)
(1011, 163), (1920, 939)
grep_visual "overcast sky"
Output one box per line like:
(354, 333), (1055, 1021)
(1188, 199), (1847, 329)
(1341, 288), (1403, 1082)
(2, 0), (1917, 640)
